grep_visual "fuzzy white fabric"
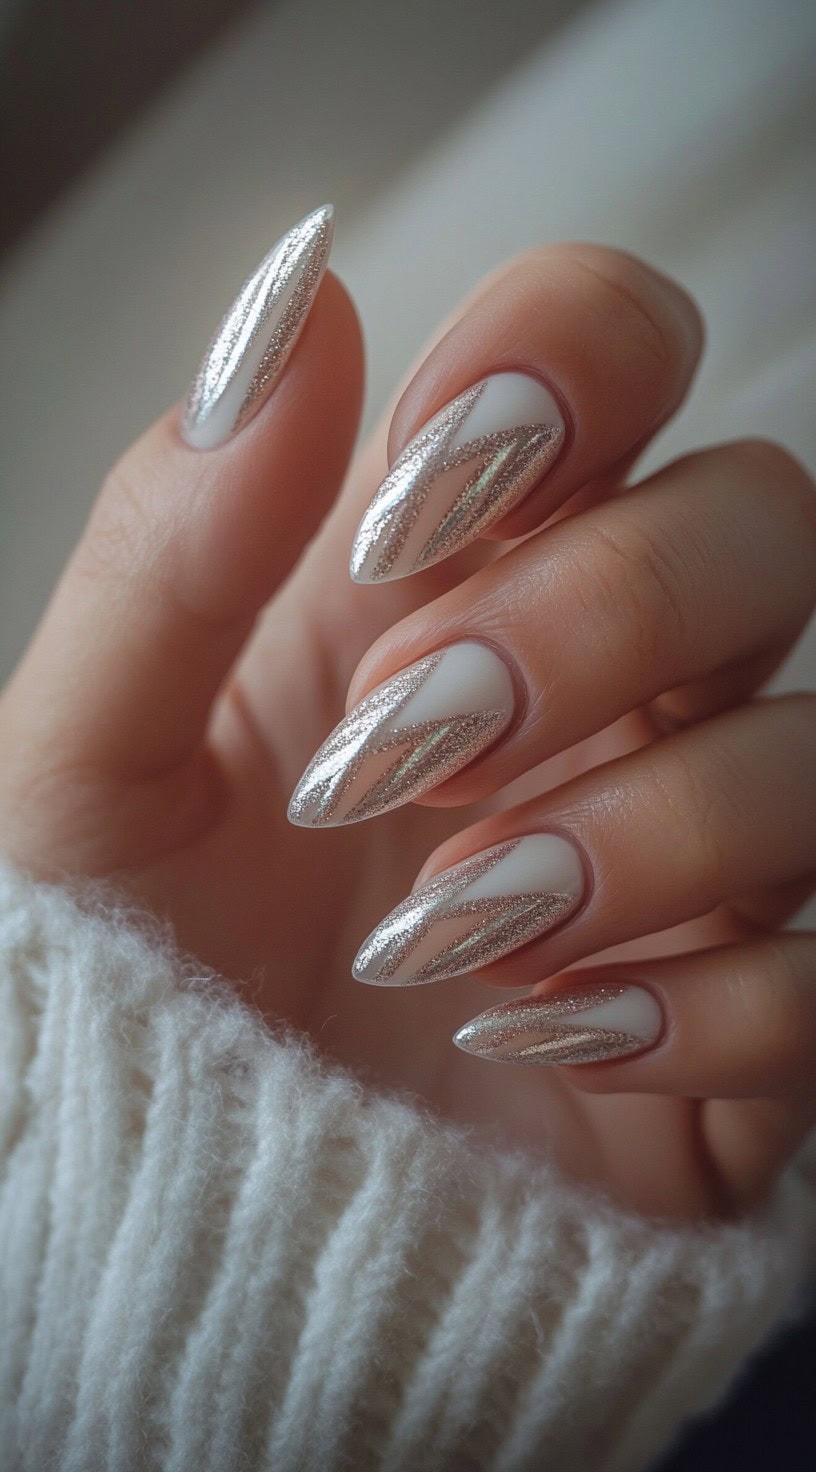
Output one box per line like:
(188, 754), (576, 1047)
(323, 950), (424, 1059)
(1, 860), (815, 1472)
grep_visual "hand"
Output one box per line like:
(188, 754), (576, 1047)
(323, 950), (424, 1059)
(1, 229), (814, 1219)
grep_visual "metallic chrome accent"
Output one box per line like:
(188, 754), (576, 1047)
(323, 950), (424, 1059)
(183, 204), (333, 447)
(287, 650), (510, 828)
(354, 841), (578, 985)
(350, 380), (563, 581)
(453, 986), (648, 1066)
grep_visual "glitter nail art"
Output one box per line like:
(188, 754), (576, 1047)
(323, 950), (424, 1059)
(287, 644), (514, 828)
(354, 836), (584, 986)
(453, 984), (663, 1066)
(182, 204), (334, 450)
(349, 374), (565, 582)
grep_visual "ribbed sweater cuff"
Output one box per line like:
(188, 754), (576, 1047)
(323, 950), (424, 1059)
(1, 860), (814, 1472)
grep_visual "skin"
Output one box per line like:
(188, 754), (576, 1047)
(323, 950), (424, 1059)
(0, 244), (814, 1220)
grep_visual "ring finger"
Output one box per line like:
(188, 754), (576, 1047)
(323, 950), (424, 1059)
(350, 693), (816, 989)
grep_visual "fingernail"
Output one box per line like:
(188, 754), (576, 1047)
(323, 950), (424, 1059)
(287, 642), (514, 828)
(453, 983), (663, 1066)
(354, 834), (584, 985)
(349, 372), (565, 582)
(182, 204), (334, 450)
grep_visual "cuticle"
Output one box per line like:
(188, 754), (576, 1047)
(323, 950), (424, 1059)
(527, 973), (670, 1065)
(492, 822), (594, 934)
(563, 974), (672, 1057)
(607, 974), (671, 1048)
(497, 361), (576, 461)
(389, 634), (529, 742)
(412, 822), (594, 928)
(466, 633), (529, 736)
(643, 980), (673, 1052)
(347, 633), (521, 719)
(391, 364), (575, 470)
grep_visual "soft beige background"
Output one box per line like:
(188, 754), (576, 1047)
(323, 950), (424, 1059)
(1, 0), (814, 871)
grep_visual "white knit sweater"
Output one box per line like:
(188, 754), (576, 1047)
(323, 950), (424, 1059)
(1, 861), (814, 1472)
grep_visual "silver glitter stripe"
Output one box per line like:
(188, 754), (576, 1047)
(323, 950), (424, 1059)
(409, 892), (574, 982)
(355, 840), (578, 984)
(415, 424), (559, 572)
(454, 986), (645, 1066)
(183, 206), (332, 442)
(359, 384), (483, 578)
(351, 379), (564, 580)
(287, 651), (509, 828)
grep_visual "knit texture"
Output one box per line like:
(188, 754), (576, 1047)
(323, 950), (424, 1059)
(1, 861), (815, 1472)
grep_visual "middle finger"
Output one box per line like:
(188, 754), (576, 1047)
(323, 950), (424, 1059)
(289, 438), (815, 827)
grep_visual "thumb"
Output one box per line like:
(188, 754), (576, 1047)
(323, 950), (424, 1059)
(2, 211), (363, 783)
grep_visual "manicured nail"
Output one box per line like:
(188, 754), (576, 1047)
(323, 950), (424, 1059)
(354, 834), (584, 986)
(182, 204), (334, 450)
(453, 983), (663, 1066)
(350, 372), (565, 582)
(287, 642), (514, 828)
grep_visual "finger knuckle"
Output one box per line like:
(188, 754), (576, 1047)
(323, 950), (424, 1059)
(779, 689), (816, 720)
(727, 941), (811, 1078)
(587, 515), (690, 664)
(651, 738), (742, 889)
(511, 243), (699, 379)
(725, 436), (810, 486)
(722, 437), (816, 546)
(568, 245), (697, 372)
(754, 690), (816, 745)
(81, 441), (181, 590)
(79, 456), (159, 583)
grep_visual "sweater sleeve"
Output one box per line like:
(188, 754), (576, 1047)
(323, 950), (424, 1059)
(0, 860), (814, 1472)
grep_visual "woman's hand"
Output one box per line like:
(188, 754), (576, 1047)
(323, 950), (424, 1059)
(1, 225), (814, 1219)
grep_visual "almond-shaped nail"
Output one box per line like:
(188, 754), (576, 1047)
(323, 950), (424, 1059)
(350, 372), (565, 582)
(453, 984), (663, 1066)
(182, 204), (334, 450)
(287, 642), (514, 828)
(354, 834), (584, 985)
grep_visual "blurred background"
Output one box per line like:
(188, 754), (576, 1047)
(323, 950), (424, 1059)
(0, 1), (815, 1464)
